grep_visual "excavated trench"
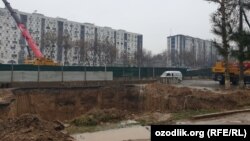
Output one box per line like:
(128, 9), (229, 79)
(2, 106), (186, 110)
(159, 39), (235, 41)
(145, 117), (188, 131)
(1, 84), (250, 121)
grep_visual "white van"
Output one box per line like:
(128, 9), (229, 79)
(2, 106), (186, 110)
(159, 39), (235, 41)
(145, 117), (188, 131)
(160, 71), (183, 83)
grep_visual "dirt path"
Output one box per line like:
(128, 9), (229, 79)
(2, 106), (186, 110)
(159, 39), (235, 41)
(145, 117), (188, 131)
(177, 112), (250, 124)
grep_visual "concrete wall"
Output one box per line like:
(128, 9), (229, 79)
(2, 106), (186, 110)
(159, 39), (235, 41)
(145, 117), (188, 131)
(0, 71), (113, 82)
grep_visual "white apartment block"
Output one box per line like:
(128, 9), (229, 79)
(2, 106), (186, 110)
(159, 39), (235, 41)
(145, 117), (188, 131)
(167, 34), (219, 68)
(0, 7), (143, 66)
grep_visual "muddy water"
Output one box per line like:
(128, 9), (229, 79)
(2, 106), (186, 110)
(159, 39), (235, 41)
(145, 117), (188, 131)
(72, 126), (150, 141)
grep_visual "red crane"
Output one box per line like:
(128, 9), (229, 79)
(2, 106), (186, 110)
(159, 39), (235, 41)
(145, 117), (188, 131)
(2, 0), (43, 58)
(2, 0), (58, 65)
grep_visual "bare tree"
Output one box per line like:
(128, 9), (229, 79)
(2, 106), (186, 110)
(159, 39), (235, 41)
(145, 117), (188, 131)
(102, 39), (117, 66)
(150, 50), (169, 67)
(85, 39), (96, 66)
(182, 50), (197, 68)
(121, 50), (129, 67)
(43, 31), (57, 59)
(62, 34), (73, 65)
(141, 49), (153, 67)
(75, 39), (87, 65)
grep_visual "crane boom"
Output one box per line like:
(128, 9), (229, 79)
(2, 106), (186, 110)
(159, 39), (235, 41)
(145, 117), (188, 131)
(2, 0), (44, 58)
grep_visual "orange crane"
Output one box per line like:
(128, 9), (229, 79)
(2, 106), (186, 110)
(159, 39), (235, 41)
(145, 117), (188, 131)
(2, 0), (59, 66)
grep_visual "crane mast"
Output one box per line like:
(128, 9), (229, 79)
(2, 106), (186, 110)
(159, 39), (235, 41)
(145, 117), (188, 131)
(2, 0), (44, 58)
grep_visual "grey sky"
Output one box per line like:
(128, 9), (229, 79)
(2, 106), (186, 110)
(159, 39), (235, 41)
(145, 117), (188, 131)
(0, 0), (217, 54)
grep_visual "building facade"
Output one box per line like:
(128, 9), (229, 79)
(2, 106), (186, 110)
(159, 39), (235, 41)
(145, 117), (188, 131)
(167, 34), (219, 68)
(0, 7), (143, 66)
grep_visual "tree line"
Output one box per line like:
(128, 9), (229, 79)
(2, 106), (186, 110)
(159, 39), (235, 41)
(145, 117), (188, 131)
(41, 31), (172, 67)
(206, 0), (250, 89)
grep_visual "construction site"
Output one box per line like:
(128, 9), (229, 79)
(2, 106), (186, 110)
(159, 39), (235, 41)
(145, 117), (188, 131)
(0, 79), (250, 141)
(0, 67), (250, 141)
(1, 0), (250, 141)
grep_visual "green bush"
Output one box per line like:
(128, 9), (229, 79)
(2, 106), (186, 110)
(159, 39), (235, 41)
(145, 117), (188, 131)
(71, 108), (125, 127)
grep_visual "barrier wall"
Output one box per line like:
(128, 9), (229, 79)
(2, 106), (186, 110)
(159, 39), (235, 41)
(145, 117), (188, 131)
(0, 71), (113, 82)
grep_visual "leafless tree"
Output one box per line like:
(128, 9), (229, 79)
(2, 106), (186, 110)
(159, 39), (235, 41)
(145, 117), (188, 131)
(121, 50), (129, 67)
(101, 39), (117, 66)
(62, 34), (73, 65)
(84, 39), (96, 66)
(43, 31), (57, 59)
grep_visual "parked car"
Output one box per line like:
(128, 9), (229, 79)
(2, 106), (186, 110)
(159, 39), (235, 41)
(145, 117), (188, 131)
(160, 71), (183, 83)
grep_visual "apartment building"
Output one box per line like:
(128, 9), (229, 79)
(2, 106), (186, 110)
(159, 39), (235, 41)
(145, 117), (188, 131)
(0, 7), (143, 66)
(167, 34), (219, 68)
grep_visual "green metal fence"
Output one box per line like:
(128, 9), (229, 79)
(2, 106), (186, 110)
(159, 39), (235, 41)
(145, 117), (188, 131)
(185, 68), (213, 78)
(0, 64), (213, 79)
(0, 64), (188, 79)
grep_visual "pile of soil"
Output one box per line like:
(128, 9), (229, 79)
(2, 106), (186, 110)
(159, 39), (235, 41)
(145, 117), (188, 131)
(143, 83), (250, 112)
(0, 114), (74, 141)
(0, 89), (14, 105)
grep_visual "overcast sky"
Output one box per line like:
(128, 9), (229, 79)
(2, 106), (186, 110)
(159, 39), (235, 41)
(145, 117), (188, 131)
(0, 0), (217, 54)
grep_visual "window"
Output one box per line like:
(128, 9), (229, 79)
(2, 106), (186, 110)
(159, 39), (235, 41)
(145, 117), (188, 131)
(12, 54), (17, 58)
(11, 45), (15, 50)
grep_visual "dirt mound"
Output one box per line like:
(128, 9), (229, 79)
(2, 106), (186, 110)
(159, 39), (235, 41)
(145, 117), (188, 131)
(0, 89), (15, 105)
(1, 84), (250, 122)
(0, 114), (74, 141)
(144, 83), (250, 112)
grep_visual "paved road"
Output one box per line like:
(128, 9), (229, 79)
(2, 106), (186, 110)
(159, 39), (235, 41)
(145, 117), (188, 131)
(180, 79), (250, 90)
(181, 79), (218, 87)
(175, 79), (221, 91)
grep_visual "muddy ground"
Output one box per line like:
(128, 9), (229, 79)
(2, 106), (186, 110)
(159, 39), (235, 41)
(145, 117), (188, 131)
(0, 83), (250, 121)
(0, 114), (74, 141)
(1, 82), (250, 121)
(0, 81), (250, 141)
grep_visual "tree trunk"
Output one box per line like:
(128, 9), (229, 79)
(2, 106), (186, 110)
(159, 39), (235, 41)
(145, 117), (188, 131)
(239, 61), (245, 88)
(224, 56), (231, 89)
(221, 0), (230, 89)
(238, 0), (245, 89)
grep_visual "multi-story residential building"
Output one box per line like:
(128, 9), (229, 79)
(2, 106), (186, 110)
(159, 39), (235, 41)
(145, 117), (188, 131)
(0, 7), (143, 66)
(167, 34), (219, 68)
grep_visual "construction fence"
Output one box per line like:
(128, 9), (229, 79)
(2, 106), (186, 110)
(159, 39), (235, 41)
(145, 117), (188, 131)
(0, 64), (213, 82)
(0, 64), (187, 81)
(185, 68), (213, 79)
